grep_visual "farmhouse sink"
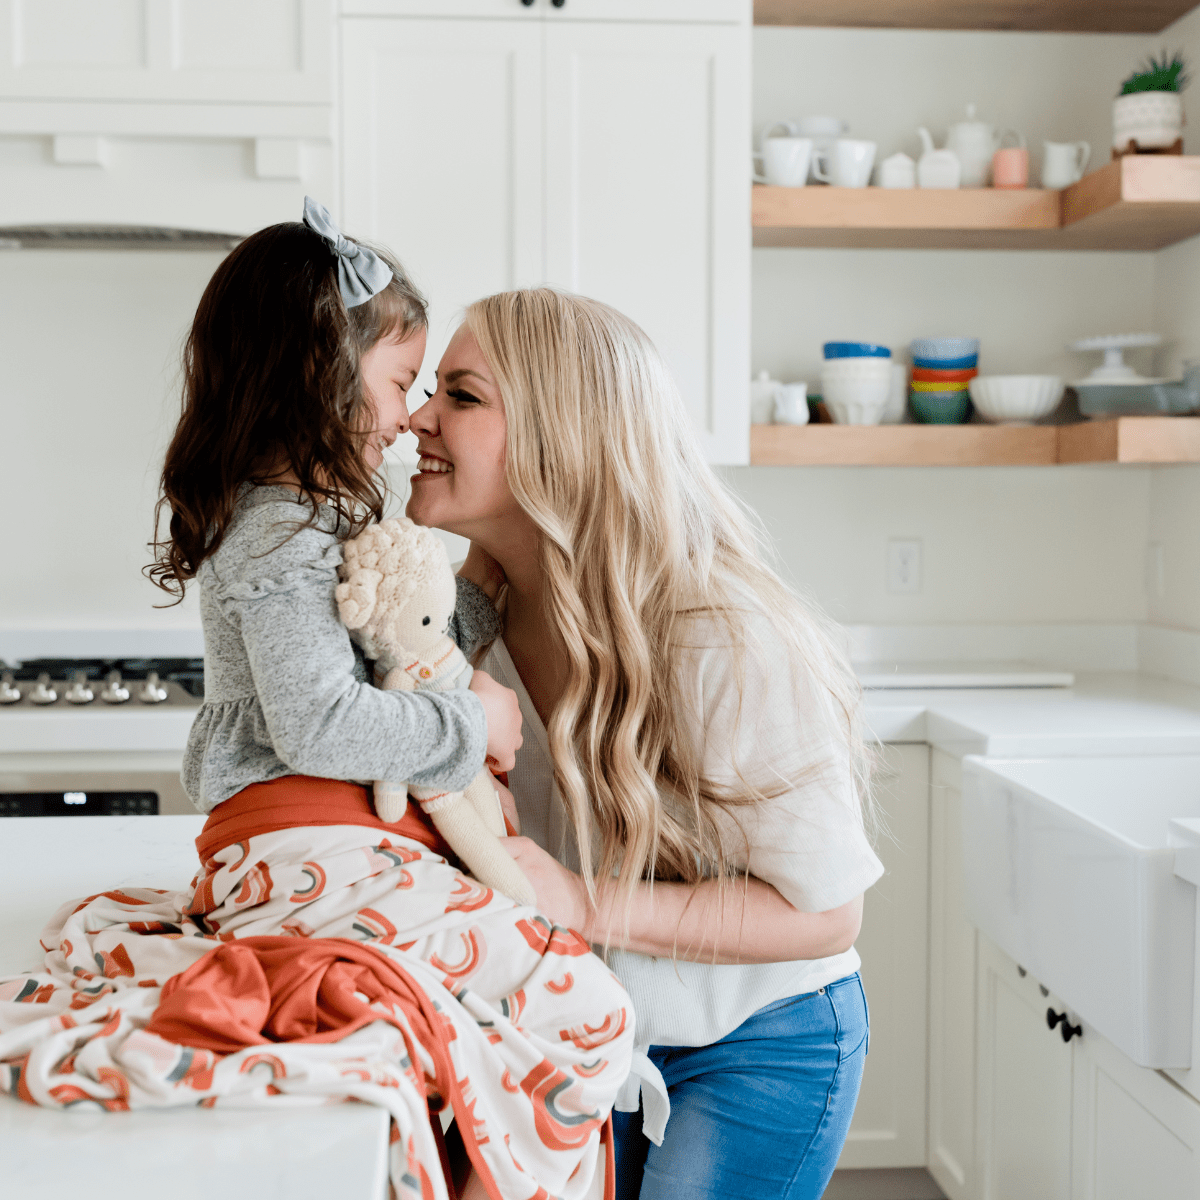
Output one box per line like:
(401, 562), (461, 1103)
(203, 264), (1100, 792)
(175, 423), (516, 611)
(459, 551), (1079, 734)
(961, 755), (1200, 1068)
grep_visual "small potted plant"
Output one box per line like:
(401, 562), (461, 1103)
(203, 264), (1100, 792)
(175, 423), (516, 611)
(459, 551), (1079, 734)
(1113, 50), (1189, 155)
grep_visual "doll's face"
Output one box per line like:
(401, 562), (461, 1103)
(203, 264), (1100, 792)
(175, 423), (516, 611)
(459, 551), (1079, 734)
(386, 565), (457, 656)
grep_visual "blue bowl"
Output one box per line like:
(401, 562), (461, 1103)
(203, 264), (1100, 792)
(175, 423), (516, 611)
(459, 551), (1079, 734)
(911, 336), (980, 361)
(911, 390), (972, 425)
(913, 353), (979, 371)
(824, 342), (891, 359)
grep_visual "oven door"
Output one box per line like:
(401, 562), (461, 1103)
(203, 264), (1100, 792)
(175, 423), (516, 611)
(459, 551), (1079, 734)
(0, 752), (194, 817)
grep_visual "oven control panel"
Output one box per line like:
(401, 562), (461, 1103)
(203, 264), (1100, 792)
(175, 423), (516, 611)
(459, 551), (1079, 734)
(0, 658), (203, 710)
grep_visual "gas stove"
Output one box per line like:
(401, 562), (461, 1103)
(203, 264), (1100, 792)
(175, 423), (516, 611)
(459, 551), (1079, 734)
(0, 658), (204, 710)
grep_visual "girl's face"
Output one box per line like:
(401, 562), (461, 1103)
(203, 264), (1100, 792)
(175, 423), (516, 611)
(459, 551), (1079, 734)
(406, 325), (523, 541)
(360, 326), (427, 472)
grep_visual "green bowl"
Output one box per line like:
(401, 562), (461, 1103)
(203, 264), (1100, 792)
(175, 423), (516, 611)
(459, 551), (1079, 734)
(911, 389), (972, 425)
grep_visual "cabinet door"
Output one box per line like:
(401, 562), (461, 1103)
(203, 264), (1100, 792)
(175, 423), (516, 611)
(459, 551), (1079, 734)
(546, 1), (749, 20)
(341, 17), (544, 413)
(928, 750), (979, 1200)
(542, 21), (751, 464)
(837, 743), (930, 1169)
(977, 937), (1074, 1200)
(1071, 1028), (1200, 1200)
(0, 0), (332, 104)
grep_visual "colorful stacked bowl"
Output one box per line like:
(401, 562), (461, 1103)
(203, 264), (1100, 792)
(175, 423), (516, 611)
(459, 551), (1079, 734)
(908, 338), (980, 423)
(821, 342), (893, 424)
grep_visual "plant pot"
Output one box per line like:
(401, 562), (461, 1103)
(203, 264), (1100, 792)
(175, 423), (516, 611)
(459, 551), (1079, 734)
(1112, 91), (1184, 152)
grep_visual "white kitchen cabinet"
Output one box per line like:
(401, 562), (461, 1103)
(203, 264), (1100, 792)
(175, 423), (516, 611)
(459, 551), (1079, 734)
(342, 1), (746, 21)
(837, 743), (930, 1169)
(928, 750), (979, 1200)
(340, 9), (751, 464)
(976, 937), (1075, 1200)
(0, 0), (332, 105)
(543, 20), (750, 462)
(1071, 1023), (1200, 1200)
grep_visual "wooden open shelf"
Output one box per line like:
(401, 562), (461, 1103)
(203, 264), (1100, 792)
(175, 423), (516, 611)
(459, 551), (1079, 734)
(753, 0), (1197, 34)
(753, 156), (1200, 251)
(750, 418), (1200, 466)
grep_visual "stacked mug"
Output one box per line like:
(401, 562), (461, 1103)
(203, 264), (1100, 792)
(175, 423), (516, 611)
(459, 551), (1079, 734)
(821, 342), (895, 425)
(909, 338), (980, 424)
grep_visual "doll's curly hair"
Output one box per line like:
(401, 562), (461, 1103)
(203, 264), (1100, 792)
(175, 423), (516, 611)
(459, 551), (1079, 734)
(147, 221), (426, 601)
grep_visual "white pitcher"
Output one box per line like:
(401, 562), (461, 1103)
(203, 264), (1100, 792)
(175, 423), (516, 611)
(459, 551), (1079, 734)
(1041, 140), (1091, 188)
(945, 103), (1004, 188)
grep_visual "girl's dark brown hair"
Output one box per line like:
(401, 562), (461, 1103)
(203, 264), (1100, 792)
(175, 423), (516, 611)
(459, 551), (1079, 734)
(147, 221), (426, 601)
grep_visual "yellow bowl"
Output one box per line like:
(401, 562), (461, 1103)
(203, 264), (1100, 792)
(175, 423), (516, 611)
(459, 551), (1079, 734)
(911, 379), (971, 393)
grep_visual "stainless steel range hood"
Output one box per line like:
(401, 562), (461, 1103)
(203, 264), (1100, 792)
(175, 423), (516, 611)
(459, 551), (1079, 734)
(0, 224), (242, 251)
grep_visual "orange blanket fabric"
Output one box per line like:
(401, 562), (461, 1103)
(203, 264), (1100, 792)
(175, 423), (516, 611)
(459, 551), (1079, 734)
(197, 775), (456, 863)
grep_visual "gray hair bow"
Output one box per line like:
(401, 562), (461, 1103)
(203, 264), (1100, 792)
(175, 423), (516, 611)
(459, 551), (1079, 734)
(302, 196), (393, 309)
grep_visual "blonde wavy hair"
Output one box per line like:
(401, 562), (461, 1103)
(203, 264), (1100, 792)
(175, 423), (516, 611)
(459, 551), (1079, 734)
(465, 288), (873, 913)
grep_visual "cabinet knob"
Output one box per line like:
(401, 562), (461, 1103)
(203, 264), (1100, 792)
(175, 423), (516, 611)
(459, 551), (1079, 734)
(521, 0), (534, 5)
(551, 0), (566, 6)
(1047, 1007), (1082, 1042)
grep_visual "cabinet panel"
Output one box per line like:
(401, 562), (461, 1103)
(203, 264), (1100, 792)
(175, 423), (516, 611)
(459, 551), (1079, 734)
(342, 1), (747, 18)
(837, 743), (930, 1168)
(977, 937), (1073, 1200)
(543, 21), (750, 463)
(928, 750), (977, 1200)
(0, 0), (331, 103)
(1072, 1029), (1200, 1200)
(340, 18), (544, 427)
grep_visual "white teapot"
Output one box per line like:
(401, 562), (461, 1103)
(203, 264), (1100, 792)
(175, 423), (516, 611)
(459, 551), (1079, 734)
(916, 127), (962, 189)
(945, 103), (1018, 188)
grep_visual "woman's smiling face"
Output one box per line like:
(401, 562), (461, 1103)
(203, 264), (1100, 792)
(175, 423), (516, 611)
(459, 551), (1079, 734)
(406, 324), (522, 540)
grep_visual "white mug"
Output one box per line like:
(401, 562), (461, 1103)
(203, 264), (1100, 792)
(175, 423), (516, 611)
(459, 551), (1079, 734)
(774, 382), (810, 425)
(753, 122), (813, 187)
(797, 115), (848, 182)
(1041, 140), (1091, 188)
(813, 139), (877, 189)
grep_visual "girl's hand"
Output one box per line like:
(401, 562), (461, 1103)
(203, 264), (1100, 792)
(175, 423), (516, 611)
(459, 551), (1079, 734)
(458, 542), (506, 602)
(491, 776), (520, 835)
(502, 837), (591, 935)
(468, 669), (523, 771)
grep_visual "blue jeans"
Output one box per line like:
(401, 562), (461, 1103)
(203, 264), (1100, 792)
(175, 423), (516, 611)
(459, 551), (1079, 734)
(612, 972), (868, 1200)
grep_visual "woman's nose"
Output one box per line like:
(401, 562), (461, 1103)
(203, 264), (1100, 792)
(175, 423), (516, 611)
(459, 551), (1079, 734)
(409, 392), (438, 436)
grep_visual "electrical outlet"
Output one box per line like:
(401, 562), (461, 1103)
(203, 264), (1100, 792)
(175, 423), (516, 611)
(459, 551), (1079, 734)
(887, 539), (922, 594)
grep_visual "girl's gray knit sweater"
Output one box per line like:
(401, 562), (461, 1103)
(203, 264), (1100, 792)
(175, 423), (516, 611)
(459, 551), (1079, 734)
(182, 485), (501, 814)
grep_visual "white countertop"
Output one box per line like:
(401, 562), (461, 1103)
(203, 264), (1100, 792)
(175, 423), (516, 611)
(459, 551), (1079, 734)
(865, 671), (1200, 757)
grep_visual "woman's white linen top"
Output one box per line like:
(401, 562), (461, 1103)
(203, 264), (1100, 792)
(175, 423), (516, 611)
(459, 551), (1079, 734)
(478, 612), (883, 1143)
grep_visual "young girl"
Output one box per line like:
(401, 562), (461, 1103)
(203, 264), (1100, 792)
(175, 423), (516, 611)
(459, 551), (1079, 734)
(408, 288), (884, 1200)
(149, 197), (521, 806)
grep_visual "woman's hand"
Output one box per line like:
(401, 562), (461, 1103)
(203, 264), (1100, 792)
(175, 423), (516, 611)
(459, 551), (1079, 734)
(458, 542), (507, 602)
(468, 669), (523, 771)
(502, 837), (591, 934)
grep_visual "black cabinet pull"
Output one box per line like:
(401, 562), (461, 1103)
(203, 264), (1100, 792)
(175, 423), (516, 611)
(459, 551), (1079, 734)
(1047, 1007), (1082, 1042)
(521, 0), (534, 6)
(552, 0), (566, 6)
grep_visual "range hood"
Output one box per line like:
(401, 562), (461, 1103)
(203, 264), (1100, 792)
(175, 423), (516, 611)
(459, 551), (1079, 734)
(0, 225), (242, 251)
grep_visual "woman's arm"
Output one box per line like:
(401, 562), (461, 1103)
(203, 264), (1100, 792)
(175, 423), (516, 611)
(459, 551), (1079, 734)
(502, 833), (863, 965)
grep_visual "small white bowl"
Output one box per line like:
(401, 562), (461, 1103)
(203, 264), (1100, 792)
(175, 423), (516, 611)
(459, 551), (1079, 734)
(968, 375), (1064, 424)
(820, 357), (894, 380)
(822, 372), (890, 424)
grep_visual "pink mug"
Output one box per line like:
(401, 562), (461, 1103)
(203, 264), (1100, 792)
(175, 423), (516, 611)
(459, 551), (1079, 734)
(992, 145), (1029, 189)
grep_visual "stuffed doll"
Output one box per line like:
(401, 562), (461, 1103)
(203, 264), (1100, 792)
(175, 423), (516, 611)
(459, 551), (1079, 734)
(335, 517), (536, 906)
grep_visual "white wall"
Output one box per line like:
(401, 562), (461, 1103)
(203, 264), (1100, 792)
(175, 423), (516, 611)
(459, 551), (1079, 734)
(0, 250), (223, 630)
(744, 22), (1180, 629)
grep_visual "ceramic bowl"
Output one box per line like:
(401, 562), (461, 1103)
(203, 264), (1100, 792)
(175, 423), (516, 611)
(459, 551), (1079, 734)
(823, 341), (891, 359)
(968, 375), (1064, 424)
(910, 336), (981, 362)
(911, 379), (971, 393)
(913, 353), (978, 371)
(822, 372), (890, 424)
(910, 389), (972, 424)
(911, 365), (978, 383)
(820, 357), (893, 379)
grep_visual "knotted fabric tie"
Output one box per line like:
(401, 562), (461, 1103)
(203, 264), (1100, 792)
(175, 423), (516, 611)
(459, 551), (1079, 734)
(302, 195), (393, 309)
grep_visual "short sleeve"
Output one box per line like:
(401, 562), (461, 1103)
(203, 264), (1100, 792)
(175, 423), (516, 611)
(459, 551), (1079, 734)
(681, 616), (884, 913)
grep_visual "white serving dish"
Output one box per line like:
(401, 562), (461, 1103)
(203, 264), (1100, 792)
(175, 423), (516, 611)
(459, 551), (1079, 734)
(968, 374), (1064, 424)
(961, 754), (1200, 1068)
(822, 372), (889, 424)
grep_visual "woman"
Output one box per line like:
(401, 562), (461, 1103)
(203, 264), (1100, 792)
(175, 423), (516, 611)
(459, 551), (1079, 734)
(407, 289), (883, 1200)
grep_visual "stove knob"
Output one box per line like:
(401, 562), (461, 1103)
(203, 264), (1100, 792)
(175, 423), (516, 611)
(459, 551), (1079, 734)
(100, 670), (130, 705)
(29, 673), (58, 705)
(64, 671), (94, 705)
(138, 671), (168, 704)
(0, 672), (19, 704)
